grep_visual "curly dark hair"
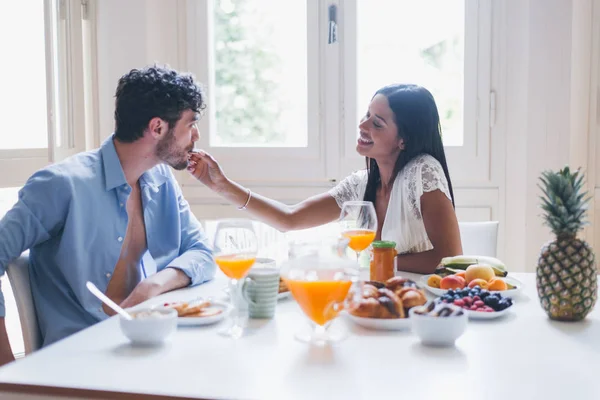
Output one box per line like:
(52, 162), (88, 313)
(114, 65), (206, 143)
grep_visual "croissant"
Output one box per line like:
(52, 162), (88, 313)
(362, 284), (380, 299)
(350, 297), (381, 318)
(385, 276), (418, 294)
(376, 289), (405, 318)
(350, 288), (405, 319)
(400, 288), (427, 309)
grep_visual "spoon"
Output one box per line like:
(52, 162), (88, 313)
(86, 281), (133, 320)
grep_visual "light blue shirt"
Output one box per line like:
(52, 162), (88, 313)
(0, 135), (216, 346)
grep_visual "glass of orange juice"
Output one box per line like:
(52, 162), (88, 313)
(281, 237), (360, 345)
(213, 219), (258, 338)
(339, 201), (377, 264)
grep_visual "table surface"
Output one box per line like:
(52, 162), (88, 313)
(0, 272), (599, 400)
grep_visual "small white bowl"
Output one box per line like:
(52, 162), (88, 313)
(409, 303), (467, 346)
(119, 307), (177, 345)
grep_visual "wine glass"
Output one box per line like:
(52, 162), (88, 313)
(280, 237), (359, 345)
(339, 201), (378, 263)
(213, 219), (258, 339)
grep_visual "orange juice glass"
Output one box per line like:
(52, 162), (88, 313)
(282, 238), (359, 345)
(342, 229), (376, 252)
(339, 201), (378, 266)
(212, 219), (258, 339)
(215, 254), (257, 279)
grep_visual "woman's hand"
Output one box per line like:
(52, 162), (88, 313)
(188, 151), (229, 192)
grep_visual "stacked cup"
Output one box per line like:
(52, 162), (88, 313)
(243, 258), (280, 319)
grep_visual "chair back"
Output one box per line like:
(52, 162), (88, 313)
(458, 221), (499, 257)
(6, 253), (42, 354)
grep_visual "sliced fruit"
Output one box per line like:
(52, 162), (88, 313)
(488, 278), (508, 291)
(455, 271), (467, 280)
(427, 274), (442, 289)
(440, 275), (466, 290)
(468, 279), (489, 290)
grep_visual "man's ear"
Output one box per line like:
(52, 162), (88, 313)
(147, 117), (168, 139)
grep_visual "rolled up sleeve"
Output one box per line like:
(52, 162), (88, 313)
(167, 183), (216, 286)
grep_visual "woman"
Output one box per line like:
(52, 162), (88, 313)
(188, 84), (462, 274)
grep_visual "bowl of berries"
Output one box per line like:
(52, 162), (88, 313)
(437, 285), (513, 320)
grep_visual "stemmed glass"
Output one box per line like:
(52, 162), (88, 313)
(213, 219), (258, 339)
(339, 201), (378, 263)
(280, 237), (359, 345)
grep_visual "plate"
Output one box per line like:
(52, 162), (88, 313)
(346, 313), (412, 331)
(420, 275), (523, 298)
(153, 300), (231, 327)
(466, 306), (513, 320)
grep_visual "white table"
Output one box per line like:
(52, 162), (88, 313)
(0, 272), (598, 400)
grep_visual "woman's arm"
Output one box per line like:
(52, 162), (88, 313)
(396, 190), (462, 274)
(188, 151), (341, 232)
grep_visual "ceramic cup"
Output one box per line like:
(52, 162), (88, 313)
(243, 259), (280, 319)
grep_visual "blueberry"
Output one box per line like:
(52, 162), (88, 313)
(447, 289), (455, 296)
(461, 288), (470, 295)
(454, 295), (461, 300)
(473, 286), (481, 291)
(485, 296), (499, 308)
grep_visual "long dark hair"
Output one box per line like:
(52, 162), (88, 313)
(363, 84), (455, 208)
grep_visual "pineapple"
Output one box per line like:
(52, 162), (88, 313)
(536, 166), (597, 321)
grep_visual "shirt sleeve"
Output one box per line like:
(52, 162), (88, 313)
(165, 173), (216, 286)
(0, 167), (71, 317)
(415, 155), (452, 214)
(328, 170), (368, 208)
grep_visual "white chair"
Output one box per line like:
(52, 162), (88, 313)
(5, 253), (42, 354)
(458, 221), (499, 257)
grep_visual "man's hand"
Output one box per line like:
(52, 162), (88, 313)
(119, 279), (162, 311)
(103, 268), (191, 316)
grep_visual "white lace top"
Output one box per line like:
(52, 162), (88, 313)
(328, 154), (452, 255)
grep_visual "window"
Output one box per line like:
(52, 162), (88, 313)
(212, 0), (308, 148)
(183, 0), (493, 194)
(0, 0), (89, 357)
(183, 0), (324, 186)
(356, 0), (465, 147)
(341, 0), (493, 182)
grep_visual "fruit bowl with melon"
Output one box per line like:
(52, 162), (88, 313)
(420, 256), (523, 298)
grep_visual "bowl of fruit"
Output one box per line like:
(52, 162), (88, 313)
(409, 302), (468, 346)
(436, 285), (514, 320)
(421, 256), (523, 298)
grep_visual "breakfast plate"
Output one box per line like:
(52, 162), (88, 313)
(420, 274), (523, 298)
(155, 299), (231, 326)
(346, 313), (412, 331)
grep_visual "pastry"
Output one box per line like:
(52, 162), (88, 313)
(362, 284), (380, 299)
(349, 287), (405, 319)
(401, 289), (427, 309)
(278, 278), (289, 294)
(385, 276), (418, 294)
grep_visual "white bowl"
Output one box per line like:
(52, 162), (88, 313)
(119, 307), (178, 345)
(409, 303), (467, 346)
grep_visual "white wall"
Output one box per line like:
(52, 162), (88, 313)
(92, 0), (600, 272)
(497, 0), (599, 271)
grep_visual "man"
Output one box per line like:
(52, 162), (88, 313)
(0, 66), (216, 366)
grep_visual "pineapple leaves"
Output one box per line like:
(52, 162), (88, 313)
(538, 166), (590, 236)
